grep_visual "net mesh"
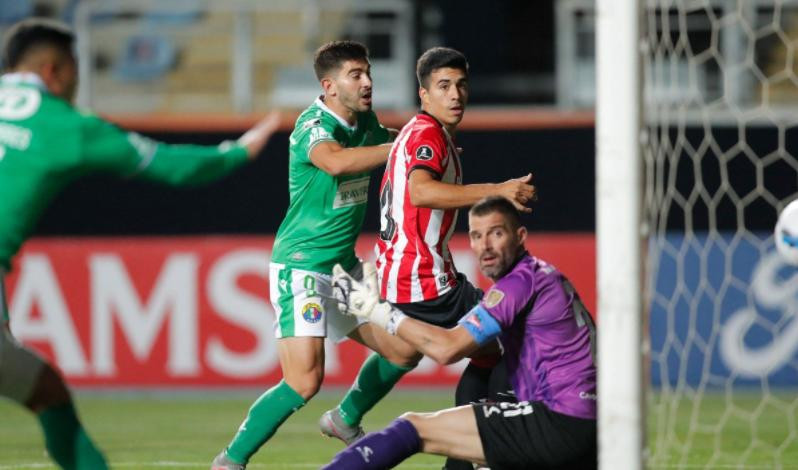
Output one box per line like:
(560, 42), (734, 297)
(643, 1), (798, 468)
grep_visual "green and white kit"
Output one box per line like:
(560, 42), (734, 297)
(0, 73), (249, 277)
(271, 97), (390, 340)
(0, 72), (250, 402)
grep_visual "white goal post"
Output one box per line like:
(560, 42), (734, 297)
(596, 0), (644, 469)
(599, 1), (798, 469)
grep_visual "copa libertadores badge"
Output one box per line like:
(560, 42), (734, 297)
(416, 145), (434, 161)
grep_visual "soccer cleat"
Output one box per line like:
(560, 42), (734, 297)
(210, 450), (246, 470)
(319, 408), (365, 445)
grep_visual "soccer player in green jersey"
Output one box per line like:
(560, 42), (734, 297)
(211, 41), (421, 470)
(0, 18), (280, 470)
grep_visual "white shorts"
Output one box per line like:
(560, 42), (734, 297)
(0, 269), (45, 404)
(269, 262), (365, 342)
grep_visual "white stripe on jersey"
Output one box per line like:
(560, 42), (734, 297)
(423, 207), (445, 298)
(409, 253), (423, 302)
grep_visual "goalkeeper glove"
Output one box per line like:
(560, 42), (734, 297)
(332, 262), (406, 335)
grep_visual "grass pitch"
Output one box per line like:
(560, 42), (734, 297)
(2, 389), (798, 469)
(0, 389), (453, 469)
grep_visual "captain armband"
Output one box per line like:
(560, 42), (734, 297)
(458, 305), (502, 346)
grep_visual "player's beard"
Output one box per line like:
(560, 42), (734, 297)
(341, 88), (372, 113)
(480, 246), (523, 280)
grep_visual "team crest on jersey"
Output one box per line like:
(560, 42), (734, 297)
(301, 303), (323, 323)
(415, 145), (434, 161)
(484, 289), (505, 308)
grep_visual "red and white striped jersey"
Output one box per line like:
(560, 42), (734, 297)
(375, 112), (463, 303)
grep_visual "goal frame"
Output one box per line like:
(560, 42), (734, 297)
(596, 0), (645, 469)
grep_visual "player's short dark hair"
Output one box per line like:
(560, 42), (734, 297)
(313, 40), (369, 80)
(416, 47), (468, 89)
(470, 196), (522, 230)
(2, 18), (74, 71)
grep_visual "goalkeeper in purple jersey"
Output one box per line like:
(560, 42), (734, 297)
(0, 18), (279, 470)
(326, 196), (597, 470)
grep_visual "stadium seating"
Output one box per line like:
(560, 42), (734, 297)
(114, 34), (178, 82)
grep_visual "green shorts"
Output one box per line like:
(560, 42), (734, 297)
(0, 268), (45, 404)
(269, 262), (365, 342)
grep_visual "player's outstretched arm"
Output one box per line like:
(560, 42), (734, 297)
(332, 262), (479, 364)
(409, 170), (536, 212)
(394, 317), (479, 365)
(238, 111), (282, 160)
(310, 141), (391, 176)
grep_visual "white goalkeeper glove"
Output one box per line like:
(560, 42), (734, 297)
(332, 262), (407, 335)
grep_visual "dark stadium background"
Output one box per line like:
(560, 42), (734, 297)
(25, 0), (784, 236)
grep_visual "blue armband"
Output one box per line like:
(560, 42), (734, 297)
(458, 305), (502, 346)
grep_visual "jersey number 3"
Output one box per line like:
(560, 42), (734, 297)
(379, 181), (396, 241)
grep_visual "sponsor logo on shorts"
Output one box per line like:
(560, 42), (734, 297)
(482, 401), (534, 418)
(484, 289), (505, 308)
(416, 145), (434, 161)
(579, 391), (597, 401)
(301, 302), (323, 323)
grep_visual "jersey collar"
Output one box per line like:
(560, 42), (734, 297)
(315, 95), (358, 131)
(419, 110), (454, 140)
(0, 72), (47, 90)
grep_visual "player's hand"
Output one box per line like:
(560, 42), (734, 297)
(239, 111), (281, 160)
(498, 173), (536, 213)
(332, 262), (403, 332)
(332, 262), (380, 319)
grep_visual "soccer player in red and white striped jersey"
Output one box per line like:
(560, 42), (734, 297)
(376, 47), (535, 313)
(372, 47), (536, 470)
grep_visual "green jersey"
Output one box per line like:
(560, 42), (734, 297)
(0, 73), (249, 275)
(271, 97), (390, 273)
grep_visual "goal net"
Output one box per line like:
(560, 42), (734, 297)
(642, 1), (798, 468)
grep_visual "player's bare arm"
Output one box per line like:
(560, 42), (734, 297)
(238, 111), (282, 160)
(408, 169), (536, 212)
(395, 319), (479, 365)
(310, 140), (391, 176)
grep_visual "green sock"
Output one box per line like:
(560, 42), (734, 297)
(38, 403), (108, 470)
(226, 380), (306, 464)
(338, 353), (414, 427)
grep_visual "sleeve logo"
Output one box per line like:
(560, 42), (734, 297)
(302, 117), (322, 130)
(309, 126), (333, 145)
(415, 145), (434, 161)
(484, 289), (505, 308)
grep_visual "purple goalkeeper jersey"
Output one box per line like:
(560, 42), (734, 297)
(480, 253), (597, 419)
